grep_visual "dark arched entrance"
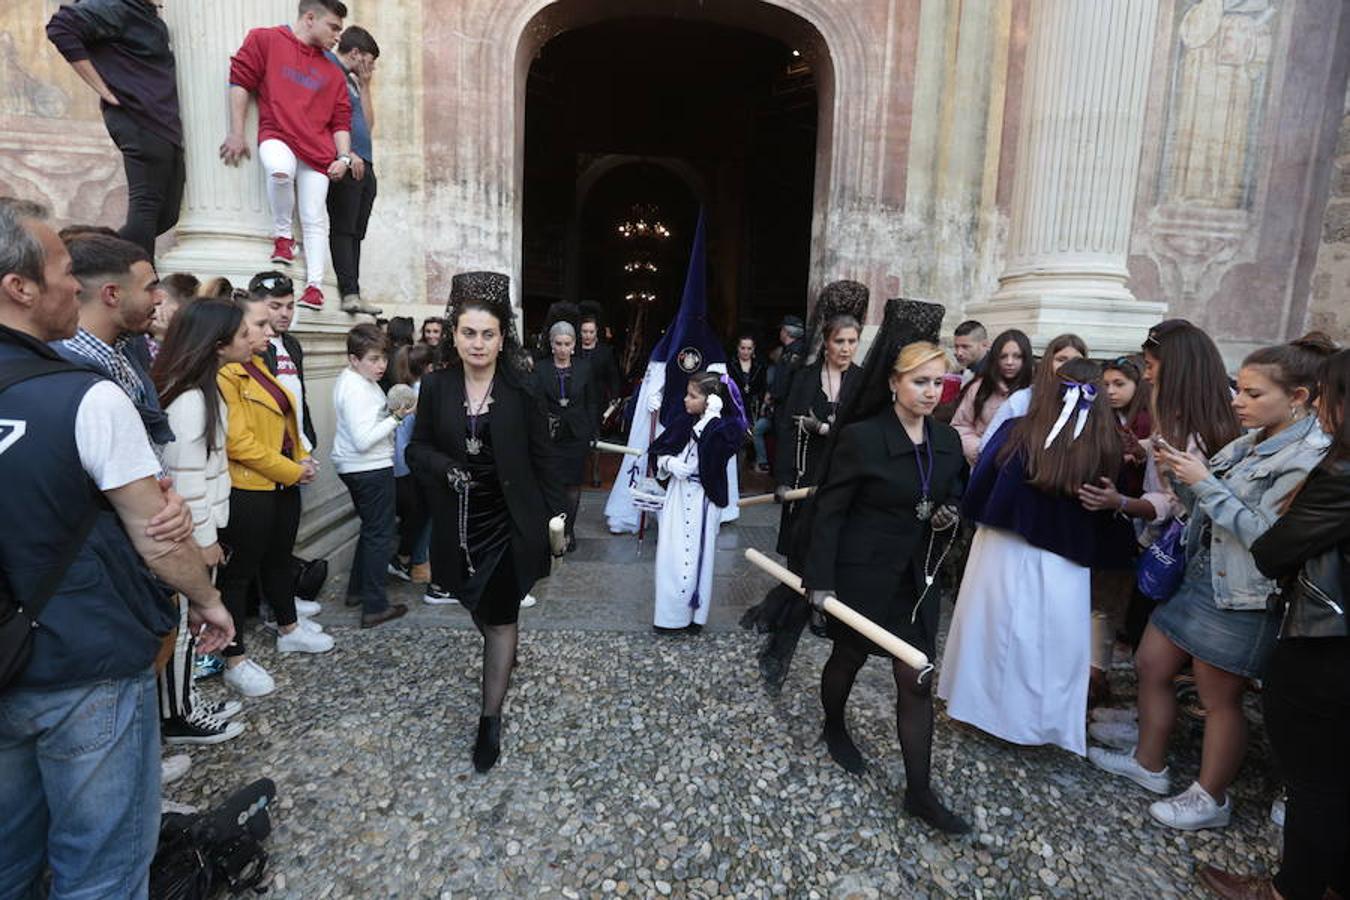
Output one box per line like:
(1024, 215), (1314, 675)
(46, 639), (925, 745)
(520, 13), (819, 369)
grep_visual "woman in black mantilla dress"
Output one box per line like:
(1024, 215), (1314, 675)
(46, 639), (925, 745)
(773, 314), (862, 554)
(406, 273), (565, 772)
(532, 320), (598, 552)
(803, 339), (970, 834)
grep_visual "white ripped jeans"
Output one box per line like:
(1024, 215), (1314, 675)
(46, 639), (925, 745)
(258, 138), (330, 288)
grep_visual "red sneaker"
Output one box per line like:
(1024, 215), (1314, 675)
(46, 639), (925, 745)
(297, 285), (324, 311)
(270, 237), (296, 265)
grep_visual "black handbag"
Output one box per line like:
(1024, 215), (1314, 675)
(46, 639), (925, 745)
(150, 778), (276, 899)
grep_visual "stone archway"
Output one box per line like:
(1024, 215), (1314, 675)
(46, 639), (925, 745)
(508, 0), (846, 321)
(419, 0), (918, 326)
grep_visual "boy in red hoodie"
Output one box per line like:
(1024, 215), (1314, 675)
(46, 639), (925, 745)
(221, 0), (353, 312)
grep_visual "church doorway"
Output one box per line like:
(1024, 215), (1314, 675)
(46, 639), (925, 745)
(519, 11), (822, 373)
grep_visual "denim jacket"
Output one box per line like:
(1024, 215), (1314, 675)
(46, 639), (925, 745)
(1183, 415), (1330, 611)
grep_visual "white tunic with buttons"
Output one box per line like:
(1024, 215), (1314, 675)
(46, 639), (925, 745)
(653, 436), (721, 628)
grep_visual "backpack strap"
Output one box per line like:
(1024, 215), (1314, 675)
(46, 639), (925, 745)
(0, 357), (90, 393)
(0, 356), (106, 624)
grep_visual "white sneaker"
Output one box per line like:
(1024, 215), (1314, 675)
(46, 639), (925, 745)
(1090, 706), (1138, 724)
(223, 659), (275, 697)
(276, 627), (335, 654)
(295, 598), (322, 617)
(1088, 720), (1139, 750)
(261, 615), (323, 635)
(521, 594), (538, 609)
(1087, 745), (1171, 795)
(161, 753), (191, 785)
(1149, 781), (1231, 830)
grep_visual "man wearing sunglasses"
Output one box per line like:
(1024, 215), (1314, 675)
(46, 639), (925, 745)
(251, 271), (317, 453)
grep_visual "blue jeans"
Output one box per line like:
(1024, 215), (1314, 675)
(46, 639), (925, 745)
(752, 417), (773, 466)
(0, 670), (160, 900)
(341, 467), (397, 615)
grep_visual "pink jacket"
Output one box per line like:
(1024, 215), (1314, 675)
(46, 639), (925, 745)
(951, 378), (1009, 466)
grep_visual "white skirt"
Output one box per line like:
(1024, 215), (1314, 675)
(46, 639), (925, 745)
(937, 525), (1091, 756)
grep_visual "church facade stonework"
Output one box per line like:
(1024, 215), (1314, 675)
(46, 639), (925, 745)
(1, 0), (1346, 355)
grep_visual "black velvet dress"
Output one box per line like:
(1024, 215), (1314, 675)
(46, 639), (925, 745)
(455, 409), (528, 625)
(773, 361), (860, 557)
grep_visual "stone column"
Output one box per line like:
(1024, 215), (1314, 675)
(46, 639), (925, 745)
(967, 0), (1166, 354)
(159, 1), (359, 567)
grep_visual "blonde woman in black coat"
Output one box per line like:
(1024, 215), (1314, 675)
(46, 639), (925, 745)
(804, 340), (970, 834)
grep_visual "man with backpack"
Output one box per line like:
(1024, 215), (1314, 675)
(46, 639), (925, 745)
(0, 197), (234, 898)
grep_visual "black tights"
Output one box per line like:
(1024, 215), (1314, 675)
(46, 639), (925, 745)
(820, 639), (936, 796)
(471, 611), (518, 717)
(563, 485), (582, 541)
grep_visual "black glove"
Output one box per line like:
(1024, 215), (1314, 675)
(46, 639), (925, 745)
(930, 503), (960, 531)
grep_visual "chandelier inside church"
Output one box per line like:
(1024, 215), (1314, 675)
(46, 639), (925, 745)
(615, 204), (671, 240)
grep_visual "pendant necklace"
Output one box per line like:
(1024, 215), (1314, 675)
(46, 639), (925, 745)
(912, 418), (935, 521)
(557, 366), (570, 408)
(825, 365), (842, 425)
(465, 375), (494, 456)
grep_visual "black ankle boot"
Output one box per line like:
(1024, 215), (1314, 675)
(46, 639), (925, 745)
(472, 716), (501, 773)
(903, 788), (970, 834)
(821, 723), (866, 774)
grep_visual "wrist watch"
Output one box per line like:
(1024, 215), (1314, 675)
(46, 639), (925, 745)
(337, 154), (352, 166)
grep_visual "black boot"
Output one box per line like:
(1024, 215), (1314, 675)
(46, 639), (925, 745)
(902, 788), (970, 834)
(472, 716), (501, 773)
(821, 722), (866, 774)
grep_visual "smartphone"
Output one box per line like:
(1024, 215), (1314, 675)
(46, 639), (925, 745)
(1153, 435), (1177, 455)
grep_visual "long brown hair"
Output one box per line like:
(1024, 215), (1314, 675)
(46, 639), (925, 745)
(961, 328), (1033, 422)
(1317, 349), (1350, 465)
(393, 343), (434, 386)
(152, 299), (243, 457)
(1000, 357), (1121, 496)
(1144, 319), (1239, 455)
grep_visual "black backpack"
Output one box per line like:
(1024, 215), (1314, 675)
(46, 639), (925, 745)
(151, 778), (277, 899)
(0, 357), (101, 691)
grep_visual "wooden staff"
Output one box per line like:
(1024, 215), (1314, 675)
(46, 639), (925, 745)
(591, 439), (643, 457)
(744, 548), (933, 678)
(738, 486), (816, 508)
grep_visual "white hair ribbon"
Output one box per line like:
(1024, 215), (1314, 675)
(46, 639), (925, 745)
(1044, 382), (1097, 448)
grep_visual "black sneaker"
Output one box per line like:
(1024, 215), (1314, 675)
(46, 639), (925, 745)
(163, 708), (246, 746)
(423, 584), (458, 605)
(387, 558), (413, 582)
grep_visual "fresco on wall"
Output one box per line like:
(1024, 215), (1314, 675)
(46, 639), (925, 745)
(0, 5), (125, 224)
(1147, 0), (1279, 319)
(1162, 0), (1275, 210)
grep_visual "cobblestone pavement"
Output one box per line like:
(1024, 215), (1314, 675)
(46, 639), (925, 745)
(172, 493), (1283, 898)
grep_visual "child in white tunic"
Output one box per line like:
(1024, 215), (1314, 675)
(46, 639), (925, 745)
(938, 358), (1136, 755)
(651, 372), (743, 632)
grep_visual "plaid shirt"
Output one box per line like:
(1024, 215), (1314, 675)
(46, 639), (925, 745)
(63, 328), (147, 406)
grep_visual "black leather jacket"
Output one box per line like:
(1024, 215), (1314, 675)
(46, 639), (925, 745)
(1251, 460), (1350, 639)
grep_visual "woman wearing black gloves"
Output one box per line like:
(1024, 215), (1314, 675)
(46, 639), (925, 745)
(1200, 347), (1349, 900)
(774, 314), (861, 553)
(406, 273), (564, 773)
(533, 320), (597, 551)
(803, 340), (970, 834)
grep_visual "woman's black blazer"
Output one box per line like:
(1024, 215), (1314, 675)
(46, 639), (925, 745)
(406, 367), (565, 589)
(533, 357), (599, 442)
(803, 410), (967, 596)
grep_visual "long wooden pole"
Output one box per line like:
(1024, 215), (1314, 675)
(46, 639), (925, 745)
(744, 548), (932, 675)
(738, 486), (815, 508)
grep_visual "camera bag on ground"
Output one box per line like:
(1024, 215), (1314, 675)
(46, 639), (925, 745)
(150, 777), (277, 899)
(0, 358), (102, 690)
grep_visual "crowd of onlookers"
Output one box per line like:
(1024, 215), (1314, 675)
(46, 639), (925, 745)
(2, 0), (1346, 894)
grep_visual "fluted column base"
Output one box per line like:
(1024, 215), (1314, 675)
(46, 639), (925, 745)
(967, 267), (1166, 355)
